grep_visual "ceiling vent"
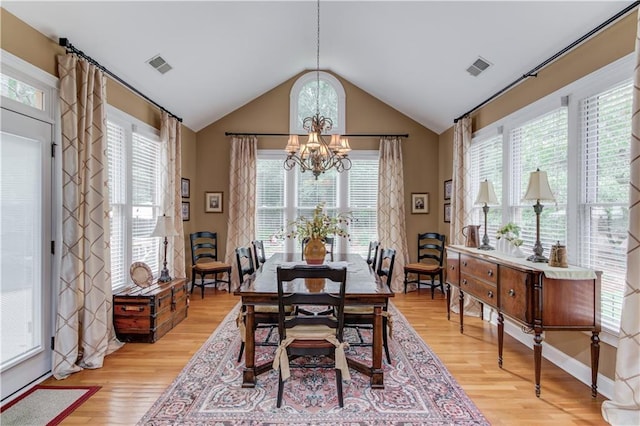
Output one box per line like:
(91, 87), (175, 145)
(147, 55), (172, 75)
(466, 56), (492, 77)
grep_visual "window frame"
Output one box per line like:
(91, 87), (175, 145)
(289, 71), (346, 135)
(107, 106), (164, 291)
(469, 53), (634, 343)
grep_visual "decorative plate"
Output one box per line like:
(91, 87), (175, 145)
(130, 262), (153, 287)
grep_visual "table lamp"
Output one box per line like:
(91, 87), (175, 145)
(151, 214), (178, 282)
(475, 179), (500, 250)
(523, 169), (555, 262)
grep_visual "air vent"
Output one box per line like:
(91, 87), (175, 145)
(466, 56), (492, 77)
(147, 55), (172, 75)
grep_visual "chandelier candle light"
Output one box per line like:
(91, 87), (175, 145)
(475, 179), (500, 250)
(523, 169), (556, 263)
(283, 0), (351, 179)
(151, 214), (178, 282)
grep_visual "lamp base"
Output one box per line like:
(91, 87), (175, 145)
(158, 268), (172, 283)
(527, 253), (548, 263)
(478, 243), (495, 251)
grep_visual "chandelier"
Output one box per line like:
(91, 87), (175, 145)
(284, 0), (351, 179)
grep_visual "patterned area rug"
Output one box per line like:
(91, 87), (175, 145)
(138, 303), (488, 425)
(0, 385), (100, 426)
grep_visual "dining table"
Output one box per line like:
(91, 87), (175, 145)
(234, 252), (394, 389)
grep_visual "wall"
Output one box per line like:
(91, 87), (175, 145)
(193, 71), (438, 263)
(1, 8), (198, 274)
(437, 11), (637, 382)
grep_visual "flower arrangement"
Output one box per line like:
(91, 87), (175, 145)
(281, 203), (352, 241)
(496, 222), (523, 247)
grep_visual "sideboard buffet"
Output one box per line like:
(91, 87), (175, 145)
(445, 245), (601, 397)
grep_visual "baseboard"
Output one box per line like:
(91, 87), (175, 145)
(489, 312), (614, 399)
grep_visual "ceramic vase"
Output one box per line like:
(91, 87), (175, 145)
(304, 238), (326, 265)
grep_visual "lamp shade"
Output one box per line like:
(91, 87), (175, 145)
(523, 169), (555, 202)
(475, 179), (499, 205)
(150, 215), (178, 237)
(284, 134), (300, 154)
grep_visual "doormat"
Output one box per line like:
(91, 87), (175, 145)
(0, 385), (100, 426)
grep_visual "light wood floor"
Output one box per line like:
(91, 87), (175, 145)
(42, 288), (607, 425)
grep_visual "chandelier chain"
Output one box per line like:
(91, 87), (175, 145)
(316, 0), (320, 115)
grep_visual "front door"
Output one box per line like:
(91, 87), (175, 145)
(0, 107), (54, 402)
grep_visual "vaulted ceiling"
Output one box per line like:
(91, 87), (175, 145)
(3, 1), (633, 134)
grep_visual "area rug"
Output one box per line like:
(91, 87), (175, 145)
(0, 385), (100, 425)
(138, 303), (488, 425)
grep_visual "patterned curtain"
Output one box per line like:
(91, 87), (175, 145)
(450, 117), (481, 316)
(224, 136), (257, 289)
(160, 112), (185, 279)
(53, 54), (123, 379)
(601, 8), (640, 424)
(377, 137), (410, 293)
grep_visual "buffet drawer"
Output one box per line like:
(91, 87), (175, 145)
(460, 254), (498, 285)
(460, 272), (497, 307)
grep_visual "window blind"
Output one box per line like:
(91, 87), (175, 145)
(469, 133), (503, 241)
(107, 121), (126, 288)
(348, 159), (378, 256)
(256, 158), (286, 256)
(510, 107), (568, 256)
(579, 79), (632, 332)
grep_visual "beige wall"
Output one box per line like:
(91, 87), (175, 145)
(437, 12), (637, 381)
(1, 7), (198, 273)
(194, 71), (438, 262)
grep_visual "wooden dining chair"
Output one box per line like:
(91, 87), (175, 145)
(189, 231), (232, 298)
(403, 232), (446, 297)
(366, 240), (380, 269)
(251, 239), (267, 267)
(235, 246), (281, 362)
(343, 247), (396, 364)
(273, 265), (349, 408)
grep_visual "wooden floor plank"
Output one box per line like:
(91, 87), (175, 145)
(40, 287), (607, 425)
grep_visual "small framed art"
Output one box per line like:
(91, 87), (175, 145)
(444, 203), (451, 223)
(411, 193), (429, 214)
(205, 192), (223, 213)
(444, 179), (452, 200)
(181, 178), (190, 198)
(182, 201), (190, 221)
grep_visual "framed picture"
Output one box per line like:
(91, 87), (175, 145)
(411, 193), (429, 214)
(444, 179), (453, 200)
(205, 192), (223, 213)
(181, 201), (190, 221)
(444, 203), (452, 223)
(181, 178), (190, 198)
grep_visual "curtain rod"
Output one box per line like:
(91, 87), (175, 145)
(225, 132), (409, 138)
(453, 0), (640, 123)
(58, 38), (183, 123)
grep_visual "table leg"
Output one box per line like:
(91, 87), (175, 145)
(498, 312), (504, 368)
(242, 304), (256, 388)
(533, 329), (543, 397)
(446, 283), (451, 321)
(591, 331), (600, 397)
(458, 289), (464, 333)
(370, 305), (384, 388)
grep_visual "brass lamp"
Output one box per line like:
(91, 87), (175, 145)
(475, 179), (500, 250)
(523, 169), (555, 262)
(151, 214), (178, 282)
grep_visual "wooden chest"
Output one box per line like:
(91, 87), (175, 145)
(113, 278), (188, 343)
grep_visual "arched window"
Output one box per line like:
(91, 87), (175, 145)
(290, 71), (345, 135)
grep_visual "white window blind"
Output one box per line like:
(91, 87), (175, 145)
(106, 111), (163, 289)
(579, 79), (632, 332)
(348, 159), (378, 255)
(107, 122), (126, 288)
(469, 133), (503, 241)
(510, 107), (568, 256)
(256, 158), (286, 256)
